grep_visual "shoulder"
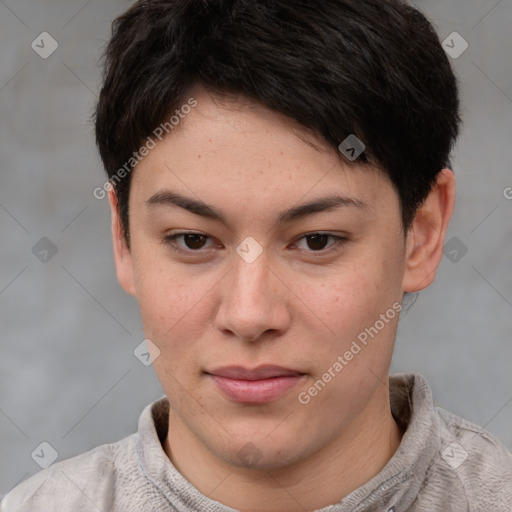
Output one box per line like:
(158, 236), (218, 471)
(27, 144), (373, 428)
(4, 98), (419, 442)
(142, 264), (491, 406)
(1, 434), (137, 512)
(432, 406), (512, 510)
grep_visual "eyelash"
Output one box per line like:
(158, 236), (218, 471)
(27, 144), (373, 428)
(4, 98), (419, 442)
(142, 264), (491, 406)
(162, 231), (349, 256)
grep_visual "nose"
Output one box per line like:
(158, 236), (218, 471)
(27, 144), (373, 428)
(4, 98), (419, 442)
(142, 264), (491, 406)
(215, 251), (291, 343)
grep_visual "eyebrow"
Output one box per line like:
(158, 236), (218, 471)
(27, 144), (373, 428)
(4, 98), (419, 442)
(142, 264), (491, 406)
(146, 190), (368, 225)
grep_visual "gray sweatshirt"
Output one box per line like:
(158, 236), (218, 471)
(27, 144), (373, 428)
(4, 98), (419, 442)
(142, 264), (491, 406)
(2, 373), (511, 511)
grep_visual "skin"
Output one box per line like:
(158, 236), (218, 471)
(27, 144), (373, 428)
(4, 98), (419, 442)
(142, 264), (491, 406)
(109, 86), (455, 511)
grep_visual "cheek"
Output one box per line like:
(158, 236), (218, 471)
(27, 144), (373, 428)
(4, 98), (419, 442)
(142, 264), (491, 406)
(293, 261), (402, 423)
(130, 246), (215, 354)
(296, 254), (401, 343)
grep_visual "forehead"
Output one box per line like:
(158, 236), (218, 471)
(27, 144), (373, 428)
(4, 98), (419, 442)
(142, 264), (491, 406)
(130, 86), (396, 219)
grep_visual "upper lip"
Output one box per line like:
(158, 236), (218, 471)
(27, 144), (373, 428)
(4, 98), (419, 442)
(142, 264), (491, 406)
(206, 365), (304, 380)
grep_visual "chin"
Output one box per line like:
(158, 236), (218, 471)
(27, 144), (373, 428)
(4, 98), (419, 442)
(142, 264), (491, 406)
(212, 433), (312, 472)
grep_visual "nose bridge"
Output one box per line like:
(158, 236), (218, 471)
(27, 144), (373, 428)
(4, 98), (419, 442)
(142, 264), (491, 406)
(217, 248), (288, 341)
(229, 250), (272, 309)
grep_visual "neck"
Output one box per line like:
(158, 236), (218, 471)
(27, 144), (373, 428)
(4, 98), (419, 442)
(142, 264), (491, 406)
(164, 388), (403, 511)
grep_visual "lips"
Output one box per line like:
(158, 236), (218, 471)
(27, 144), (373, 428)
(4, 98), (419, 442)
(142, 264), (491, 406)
(209, 365), (303, 380)
(206, 365), (306, 404)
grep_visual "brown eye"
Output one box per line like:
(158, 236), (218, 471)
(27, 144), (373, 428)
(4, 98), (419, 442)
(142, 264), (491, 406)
(163, 232), (214, 252)
(305, 234), (330, 251)
(182, 233), (208, 250)
(294, 233), (347, 255)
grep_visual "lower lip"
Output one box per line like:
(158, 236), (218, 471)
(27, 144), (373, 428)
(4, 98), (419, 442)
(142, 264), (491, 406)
(210, 375), (305, 404)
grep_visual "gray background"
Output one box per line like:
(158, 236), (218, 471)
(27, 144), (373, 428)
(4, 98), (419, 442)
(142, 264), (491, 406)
(1, 0), (511, 496)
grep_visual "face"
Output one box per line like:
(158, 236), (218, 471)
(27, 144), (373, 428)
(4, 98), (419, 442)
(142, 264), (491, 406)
(111, 86), (436, 471)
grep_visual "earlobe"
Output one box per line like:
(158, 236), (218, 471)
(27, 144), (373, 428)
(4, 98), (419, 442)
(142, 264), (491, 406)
(402, 169), (455, 292)
(108, 189), (136, 297)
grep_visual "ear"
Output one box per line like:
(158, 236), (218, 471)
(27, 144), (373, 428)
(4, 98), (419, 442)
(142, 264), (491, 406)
(402, 168), (455, 292)
(108, 189), (136, 296)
